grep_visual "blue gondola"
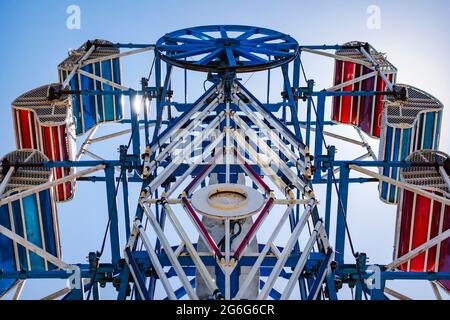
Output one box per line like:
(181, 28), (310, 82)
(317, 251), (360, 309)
(378, 84), (443, 204)
(0, 150), (60, 297)
(58, 39), (123, 135)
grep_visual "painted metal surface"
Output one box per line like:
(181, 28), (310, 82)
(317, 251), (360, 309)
(331, 41), (397, 138)
(58, 39), (123, 135)
(2, 25), (449, 301)
(379, 84), (443, 204)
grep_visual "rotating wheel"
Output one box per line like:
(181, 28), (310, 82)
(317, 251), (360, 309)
(156, 25), (299, 73)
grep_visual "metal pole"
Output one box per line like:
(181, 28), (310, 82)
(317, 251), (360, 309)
(313, 94), (326, 181)
(335, 165), (349, 265)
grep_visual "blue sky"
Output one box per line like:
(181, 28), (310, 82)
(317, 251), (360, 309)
(0, 0), (449, 299)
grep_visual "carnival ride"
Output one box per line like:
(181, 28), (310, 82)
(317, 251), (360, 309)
(0, 25), (449, 300)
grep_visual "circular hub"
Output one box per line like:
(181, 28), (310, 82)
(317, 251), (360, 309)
(156, 25), (299, 73)
(191, 183), (265, 220)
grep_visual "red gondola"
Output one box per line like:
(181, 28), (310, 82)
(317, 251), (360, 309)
(332, 41), (397, 138)
(12, 84), (77, 202)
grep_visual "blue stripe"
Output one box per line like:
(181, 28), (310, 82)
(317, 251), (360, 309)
(423, 112), (435, 149)
(39, 191), (57, 258)
(435, 111), (442, 149)
(388, 128), (401, 202)
(416, 113), (425, 149)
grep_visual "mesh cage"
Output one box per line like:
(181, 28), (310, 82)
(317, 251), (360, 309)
(0, 150), (52, 197)
(384, 84), (443, 126)
(58, 39), (119, 70)
(336, 41), (397, 72)
(401, 150), (450, 198)
(12, 84), (71, 124)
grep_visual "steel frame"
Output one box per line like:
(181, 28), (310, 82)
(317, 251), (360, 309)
(1, 38), (449, 301)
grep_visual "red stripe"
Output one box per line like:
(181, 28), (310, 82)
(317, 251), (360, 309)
(340, 62), (355, 123)
(17, 110), (34, 148)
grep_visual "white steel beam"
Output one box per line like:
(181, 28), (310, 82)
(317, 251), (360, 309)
(232, 143), (288, 195)
(12, 280), (25, 300)
(300, 48), (374, 68)
(234, 205), (294, 300)
(349, 165), (450, 206)
(150, 85), (223, 157)
(61, 45), (96, 90)
(386, 229), (450, 270)
(132, 220), (177, 300)
(326, 71), (378, 92)
(140, 203), (199, 300)
(143, 117), (224, 196)
(384, 287), (413, 300)
(430, 282), (443, 300)
(81, 46), (155, 65)
(233, 130), (309, 193)
(281, 221), (322, 299)
(0, 167), (15, 197)
(232, 96), (306, 156)
(165, 145), (224, 198)
(233, 113), (308, 173)
(77, 69), (129, 91)
(258, 199), (317, 300)
(0, 224), (71, 270)
(76, 125), (99, 161)
(162, 203), (220, 297)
